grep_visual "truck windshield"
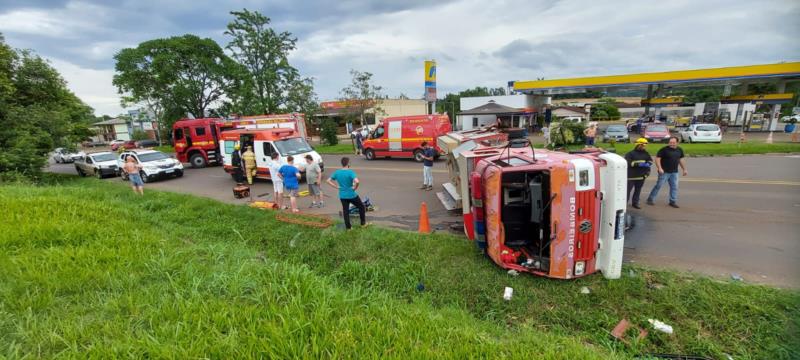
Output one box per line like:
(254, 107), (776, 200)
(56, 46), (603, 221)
(274, 138), (313, 156)
(92, 153), (116, 162)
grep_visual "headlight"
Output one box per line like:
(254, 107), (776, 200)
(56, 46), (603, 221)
(574, 261), (586, 276)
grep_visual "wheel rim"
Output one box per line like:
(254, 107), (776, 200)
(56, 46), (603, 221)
(140, 171), (148, 183)
(366, 150), (374, 160)
(414, 151), (423, 162)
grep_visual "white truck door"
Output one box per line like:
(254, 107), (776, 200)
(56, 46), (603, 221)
(389, 120), (402, 152)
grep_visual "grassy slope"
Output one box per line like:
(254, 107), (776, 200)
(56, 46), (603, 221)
(1, 177), (798, 358)
(314, 143), (356, 154)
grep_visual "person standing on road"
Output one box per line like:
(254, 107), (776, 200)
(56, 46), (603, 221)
(646, 136), (688, 208)
(242, 145), (257, 185)
(305, 154), (324, 208)
(268, 153), (285, 209)
(419, 141), (435, 191)
(583, 123), (597, 147)
(354, 130), (364, 155)
(278, 156), (301, 213)
(327, 157), (367, 230)
(123, 156), (144, 195)
(624, 138), (653, 209)
(231, 143), (244, 183)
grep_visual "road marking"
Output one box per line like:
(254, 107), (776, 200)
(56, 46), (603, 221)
(683, 178), (800, 186)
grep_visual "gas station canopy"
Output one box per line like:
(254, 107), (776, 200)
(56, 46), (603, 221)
(512, 62), (800, 95)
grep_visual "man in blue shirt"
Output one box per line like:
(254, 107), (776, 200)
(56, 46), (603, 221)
(419, 141), (435, 191)
(326, 157), (366, 229)
(278, 156), (301, 213)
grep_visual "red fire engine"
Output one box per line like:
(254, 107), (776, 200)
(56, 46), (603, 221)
(361, 114), (452, 162)
(437, 133), (628, 280)
(172, 114), (308, 168)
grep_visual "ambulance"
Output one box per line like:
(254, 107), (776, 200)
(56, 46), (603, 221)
(219, 128), (323, 181)
(361, 114), (452, 162)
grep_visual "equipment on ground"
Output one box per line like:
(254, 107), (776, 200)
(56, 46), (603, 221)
(233, 184), (250, 199)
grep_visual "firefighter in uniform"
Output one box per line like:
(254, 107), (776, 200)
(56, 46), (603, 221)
(624, 138), (653, 209)
(242, 145), (257, 185)
(231, 144), (244, 183)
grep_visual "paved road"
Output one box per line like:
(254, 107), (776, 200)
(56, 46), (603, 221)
(47, 154), (800, 287)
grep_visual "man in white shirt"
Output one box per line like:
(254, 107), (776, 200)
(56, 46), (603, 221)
(268, 152), (285, 209)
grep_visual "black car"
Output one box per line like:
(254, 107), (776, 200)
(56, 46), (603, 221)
(135, 139), (159, 148)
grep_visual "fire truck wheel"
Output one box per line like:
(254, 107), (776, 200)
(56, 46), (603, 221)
(364, 149), (375, 160)
(189, 154), (207, 168)
(413, 149), (424, 162)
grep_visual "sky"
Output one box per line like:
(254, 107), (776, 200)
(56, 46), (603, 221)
(0, 0), (798, 116)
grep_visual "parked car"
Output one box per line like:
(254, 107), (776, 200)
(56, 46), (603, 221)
(602, 125), (630, 143)
(641, 124), (672, 143)
(561, 116), (584, 123)
(679, 124), (722, 143)
(81, 140), (107, 147)
(109, 139), (126, 147)
(111, 140), (137, 151)
(117, 150), (183, 183)
(135, 139), (159, 148)
(74, 151), (119, 178)
(53, 148), (85, 163)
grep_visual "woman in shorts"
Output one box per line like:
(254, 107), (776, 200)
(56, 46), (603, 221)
(123, 155), (144, 195)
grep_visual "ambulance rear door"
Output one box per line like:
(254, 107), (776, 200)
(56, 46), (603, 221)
(388, 119), (402, 152)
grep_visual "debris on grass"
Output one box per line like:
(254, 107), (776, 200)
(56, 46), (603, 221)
(580, 286), (591, 294)
(648, 319), (674, 335)
(507, 269), (519, 276)
(610, 318), (648, 344)
(731, 273), (743, 282)
(416, 282), (425, 292)
(503, 287), (513, 301)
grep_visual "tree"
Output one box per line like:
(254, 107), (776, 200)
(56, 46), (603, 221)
(0, 34), (95, 179)
(590, 98), (621, 121)
(224, 9), (301, 115)
(436, 86), (508, 121)
(113, 35), (236, 132)
(340, 70), (384, 126)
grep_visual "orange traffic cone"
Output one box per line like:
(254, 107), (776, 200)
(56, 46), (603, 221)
(418, 202), (431, 234)
(766, 131), (774, 144)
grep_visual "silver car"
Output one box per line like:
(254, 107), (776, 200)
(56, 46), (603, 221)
(53, 147), (85, 163)
(74, 152), (119, 178)
(602, 125), (630, 143)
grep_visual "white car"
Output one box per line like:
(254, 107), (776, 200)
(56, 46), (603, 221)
(117, 150), (184, 183)
(679, 124), (722, 143)
(53, 148), (85, 163)
(780, 114), (800, 123)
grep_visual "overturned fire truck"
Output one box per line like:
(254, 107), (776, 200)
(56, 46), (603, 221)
(437, 131), (628, 280)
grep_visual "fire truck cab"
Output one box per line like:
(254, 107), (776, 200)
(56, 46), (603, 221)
(469, 148), (628, 279)
(173, 113), (308, 168)
(362, 114), (452, 162)
(219, 128), (323, 181)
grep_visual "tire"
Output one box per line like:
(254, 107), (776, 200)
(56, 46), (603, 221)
(175, 170), (183, 178)
(56, 157), (62, 164)
(95, 169), (103, 179)
(413, 149), (424, 162)
(364, 149), (375, 160)
(189, 153), (207, 168)
(76, 167), (85, 177)
(140, 171), (150, 183)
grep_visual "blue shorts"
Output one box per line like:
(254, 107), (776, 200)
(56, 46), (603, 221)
(129, 173), (144, 186)
(585, 137), (595, 146)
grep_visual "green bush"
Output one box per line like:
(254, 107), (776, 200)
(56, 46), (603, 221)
(131, 129), (150, 141)
(550, 121), (586, 146)
(320, 120), (338, 145)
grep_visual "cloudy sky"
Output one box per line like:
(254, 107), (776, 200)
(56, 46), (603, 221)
(1, 0), (798, 116)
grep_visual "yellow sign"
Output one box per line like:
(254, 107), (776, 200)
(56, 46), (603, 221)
(424, 60), (436, 85)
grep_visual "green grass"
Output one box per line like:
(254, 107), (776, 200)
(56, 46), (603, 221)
(314, 143), (357, 154)
(153, 145), (175, 153)
(608, 142), (800, 156)
(1, 176), (798, 358)
(535, 142), (800, 156)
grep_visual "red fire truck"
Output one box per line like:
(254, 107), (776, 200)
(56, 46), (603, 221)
(438, 135), (628, 280)
(172, 114), (308, 168)
(361, 114), (452, 162)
